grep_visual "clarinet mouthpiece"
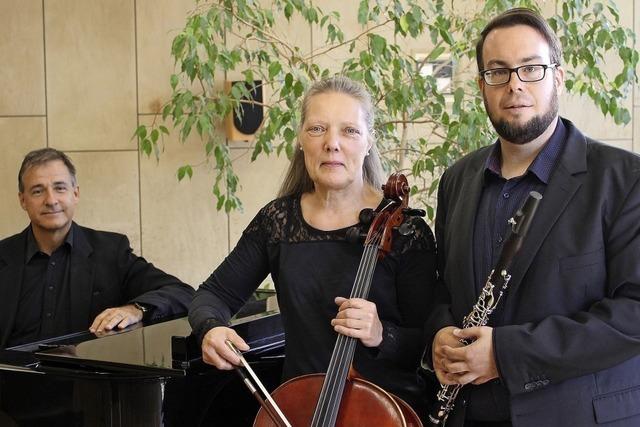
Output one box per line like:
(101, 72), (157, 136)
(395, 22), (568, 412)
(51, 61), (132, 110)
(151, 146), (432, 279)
(512, 191), (542, 236)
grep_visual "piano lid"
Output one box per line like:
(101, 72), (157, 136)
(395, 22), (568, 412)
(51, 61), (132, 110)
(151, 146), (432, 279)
(22, 310), (283, 379)
(0, 348), (41, 374)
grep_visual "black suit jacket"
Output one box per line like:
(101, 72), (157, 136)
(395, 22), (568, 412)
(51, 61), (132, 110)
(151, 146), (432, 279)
(426, 118), (640, 426)
(0, 222), (194, 348)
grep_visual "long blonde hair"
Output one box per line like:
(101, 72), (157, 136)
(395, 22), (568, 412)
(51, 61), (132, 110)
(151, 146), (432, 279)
(278, 76), (384, 197)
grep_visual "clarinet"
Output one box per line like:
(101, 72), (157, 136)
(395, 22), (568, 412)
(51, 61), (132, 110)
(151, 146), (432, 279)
(425, 191), (542, 426)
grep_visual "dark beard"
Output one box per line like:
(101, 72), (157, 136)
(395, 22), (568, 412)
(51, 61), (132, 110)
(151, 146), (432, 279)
(485, 89), (559, 145)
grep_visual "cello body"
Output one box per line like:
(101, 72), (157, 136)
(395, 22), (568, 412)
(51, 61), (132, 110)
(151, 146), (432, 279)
(254, 373), (422, 427)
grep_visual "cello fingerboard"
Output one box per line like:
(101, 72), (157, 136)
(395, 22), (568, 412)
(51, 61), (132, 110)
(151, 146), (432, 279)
(310, 243), (379, 427)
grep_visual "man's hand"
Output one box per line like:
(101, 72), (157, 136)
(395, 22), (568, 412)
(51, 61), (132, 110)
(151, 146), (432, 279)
(201, 326), (250, 370)
(89, 304), (144, 333)
(432, 326), (465, 384)
(440, 326), (499, 385)
(331, 297), (383, 347)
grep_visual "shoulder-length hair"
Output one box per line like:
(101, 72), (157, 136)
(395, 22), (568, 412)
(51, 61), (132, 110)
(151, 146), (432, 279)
(278, 75), (384, 198)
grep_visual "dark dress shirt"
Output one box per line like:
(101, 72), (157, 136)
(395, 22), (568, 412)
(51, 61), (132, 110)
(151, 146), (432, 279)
(467, 119), (566, 421)
(8, 227), (74, 347)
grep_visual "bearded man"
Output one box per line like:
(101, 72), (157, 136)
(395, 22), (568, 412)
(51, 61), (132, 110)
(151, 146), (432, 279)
(423, 7), (640, 427)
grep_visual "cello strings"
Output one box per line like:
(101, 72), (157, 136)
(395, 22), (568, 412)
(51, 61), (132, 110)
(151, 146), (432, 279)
(329, 240), (382, 422)
(312, 227), (385, 426)
(312, 245), (376, 426)
(312, 245), (379, 425)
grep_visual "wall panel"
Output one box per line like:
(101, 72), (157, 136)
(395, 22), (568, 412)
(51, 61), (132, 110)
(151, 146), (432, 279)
(45, 0), (137, 151)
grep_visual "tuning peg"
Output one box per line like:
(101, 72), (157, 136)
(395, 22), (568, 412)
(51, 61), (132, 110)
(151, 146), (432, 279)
(358, 208), (375, 225)
(402, 208), (426, 217)
(397, 222), (415, 236)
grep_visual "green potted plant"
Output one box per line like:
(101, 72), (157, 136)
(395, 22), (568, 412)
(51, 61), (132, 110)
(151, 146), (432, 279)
(134, 0), (638, 218)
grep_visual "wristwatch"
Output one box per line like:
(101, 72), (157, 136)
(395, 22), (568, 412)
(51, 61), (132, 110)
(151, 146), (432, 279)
(133, 302), (150, 319)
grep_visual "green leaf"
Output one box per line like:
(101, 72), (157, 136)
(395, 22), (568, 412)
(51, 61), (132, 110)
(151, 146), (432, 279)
(216, 193), (225, 211)
(171, 34), (187, 58)
(369, 34), (386, 56)
(162, 104), (172, 120)
(268, 61), (282, 79)
(565, 79), (574, 91)
(399, 14), (409, 34)
(177, 166), (186, 181)
(134, 125), (147, 140)
(284, 3), (293, 19)
(141, 139), (152, 156)
(614, 107), (631, 125)
(439, 28), (454, 46)
(593, 2), (604, 15)
(452, 87), (464, 115)
(426, 46), (445, 62)
(357, 0), (369, 25)
(283, 127), (296, 143)
(607, 5), (620, 22)
(285, 141), (294, 158)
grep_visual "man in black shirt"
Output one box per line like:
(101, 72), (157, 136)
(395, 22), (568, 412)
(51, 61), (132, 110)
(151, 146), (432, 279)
(0, 147), (194, 348)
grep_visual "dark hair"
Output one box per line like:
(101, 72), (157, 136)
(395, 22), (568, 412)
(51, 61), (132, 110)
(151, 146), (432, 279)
(476, 7), (562, 71)
(18, 148), (77, 192)
(278, 75), (384, 197)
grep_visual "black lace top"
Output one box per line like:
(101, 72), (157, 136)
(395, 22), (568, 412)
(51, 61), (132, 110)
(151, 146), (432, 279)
(189, 194), (438, 407)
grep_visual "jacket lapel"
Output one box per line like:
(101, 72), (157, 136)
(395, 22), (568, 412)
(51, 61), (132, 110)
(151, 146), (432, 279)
(449, 152), (489, 312)
(0, 228), (29, 348)
(68, 224), (95, 331)
(501, 119), (587, 316)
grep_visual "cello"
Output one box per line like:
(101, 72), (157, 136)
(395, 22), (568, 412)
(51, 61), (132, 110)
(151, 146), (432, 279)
(251, 173), (424, 427)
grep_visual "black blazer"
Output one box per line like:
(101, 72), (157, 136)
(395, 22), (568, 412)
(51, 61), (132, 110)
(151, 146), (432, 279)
(426, 118), (640, 426)
(0, 222), (194, 348)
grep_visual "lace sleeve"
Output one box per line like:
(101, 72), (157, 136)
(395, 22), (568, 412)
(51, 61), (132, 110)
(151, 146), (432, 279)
(189, 198), (287, 341)
(243, 196), (294, 244)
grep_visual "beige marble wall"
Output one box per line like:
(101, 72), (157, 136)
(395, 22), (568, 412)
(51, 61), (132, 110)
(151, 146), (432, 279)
(0, 0), (638, 287)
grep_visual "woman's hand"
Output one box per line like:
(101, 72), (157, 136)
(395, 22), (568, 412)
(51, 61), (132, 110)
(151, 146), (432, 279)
(201, 326), (250, 370)
(331, 297), (383, 347)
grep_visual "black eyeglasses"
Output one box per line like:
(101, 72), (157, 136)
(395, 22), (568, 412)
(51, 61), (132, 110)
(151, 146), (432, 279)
(479, 64), (557, 86)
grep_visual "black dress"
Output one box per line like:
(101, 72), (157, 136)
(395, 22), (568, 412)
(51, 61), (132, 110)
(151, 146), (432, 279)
(189, 194), (438, 408)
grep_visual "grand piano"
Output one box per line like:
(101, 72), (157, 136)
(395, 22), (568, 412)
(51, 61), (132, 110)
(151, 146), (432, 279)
(0, 297), (284, 426)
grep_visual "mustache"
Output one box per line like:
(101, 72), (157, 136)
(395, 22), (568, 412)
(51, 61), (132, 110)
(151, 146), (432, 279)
(501, 95), (533, 107)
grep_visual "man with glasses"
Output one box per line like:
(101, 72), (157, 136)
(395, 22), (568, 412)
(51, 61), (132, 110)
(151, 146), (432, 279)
(423, 8), (640, 427)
